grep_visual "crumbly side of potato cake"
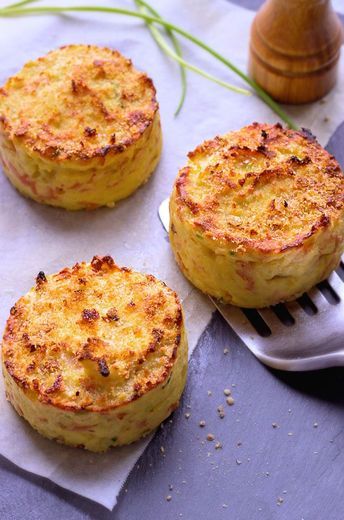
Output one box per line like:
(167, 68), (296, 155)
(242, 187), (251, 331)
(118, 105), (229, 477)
(2, 256), (187, 452)
(170, 123), (344, 308)
(0, 44), (162, 209)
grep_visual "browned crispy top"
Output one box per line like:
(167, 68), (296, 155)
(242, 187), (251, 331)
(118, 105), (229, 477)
(173, 123), (344, 253)
(0, 45), (158, 162)
(2, 256), (183, 411)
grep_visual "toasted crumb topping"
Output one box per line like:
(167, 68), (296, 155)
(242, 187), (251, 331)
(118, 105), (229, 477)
(2, 256), (182, 411)
(0, 45), (158, 162)
(174, 123), (344, 253)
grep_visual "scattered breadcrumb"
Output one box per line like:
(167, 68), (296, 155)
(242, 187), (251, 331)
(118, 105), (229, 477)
(215, 442), (222, 450)
(207, 390), (212, 396)
(166, 495), (172, 502)
(217, 405), (225, 418)
(223, 348), (229, 355)
(226, 396), (235, 406)
(184, 413), (191, 419)
(199, 420), (206, 428)
(224, 388), (231, 396)
(207, 433), (215, 441)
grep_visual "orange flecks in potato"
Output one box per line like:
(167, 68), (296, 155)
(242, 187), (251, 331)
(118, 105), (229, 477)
(2, 256), (188, 451)
(0, 45), (162, 209)
(170, 123), (344, 307)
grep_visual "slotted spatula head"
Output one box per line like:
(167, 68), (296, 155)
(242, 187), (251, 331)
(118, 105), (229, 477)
(158, 197), (344, 371)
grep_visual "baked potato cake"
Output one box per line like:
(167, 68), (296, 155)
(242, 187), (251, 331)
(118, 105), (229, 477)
(170, 123), (344, 308)
(2, 256), (187, 452)
(0, 44), (162, 210)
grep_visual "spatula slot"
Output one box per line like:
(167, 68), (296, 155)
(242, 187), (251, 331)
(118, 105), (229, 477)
(241, 308), (271, 337)
(270, 303), (295, 326)
(316, 280), (340, 304)
(297, 293), (318, 316)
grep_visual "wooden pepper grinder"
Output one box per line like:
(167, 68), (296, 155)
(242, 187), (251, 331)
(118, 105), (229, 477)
(249, 0), (343, 104)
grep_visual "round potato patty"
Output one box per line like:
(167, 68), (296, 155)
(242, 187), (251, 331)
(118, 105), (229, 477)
(169, 122), (344, 308)
(0, 44), (162, 210)
(2, 256), (187, 452)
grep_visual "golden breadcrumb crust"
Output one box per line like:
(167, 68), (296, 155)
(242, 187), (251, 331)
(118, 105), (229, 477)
(2, 256), (184, 412)
(174, 123), (344, 254)
(0, 44), (158, 162)
(170, 123), (344, 307)
(0, 45), (162, 209)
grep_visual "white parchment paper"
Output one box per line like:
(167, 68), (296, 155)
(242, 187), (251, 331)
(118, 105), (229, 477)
(0, 0), (343, 510)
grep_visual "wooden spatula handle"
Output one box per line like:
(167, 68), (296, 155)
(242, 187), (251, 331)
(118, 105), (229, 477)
(249, 0), (343, 104)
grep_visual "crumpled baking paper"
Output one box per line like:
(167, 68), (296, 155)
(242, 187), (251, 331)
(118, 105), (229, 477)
(0, 0), (343, 510)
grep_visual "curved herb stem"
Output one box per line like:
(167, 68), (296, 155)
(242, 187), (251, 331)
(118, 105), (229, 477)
(147, 24), (250, 96)
(0, 4), (297, 128)
(6, 0), (38, 8)
(134, 0), (187, 116)
(136, 1), (250, 99)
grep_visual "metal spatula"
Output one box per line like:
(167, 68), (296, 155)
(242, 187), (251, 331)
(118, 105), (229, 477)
(159, 197), (344, 372)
